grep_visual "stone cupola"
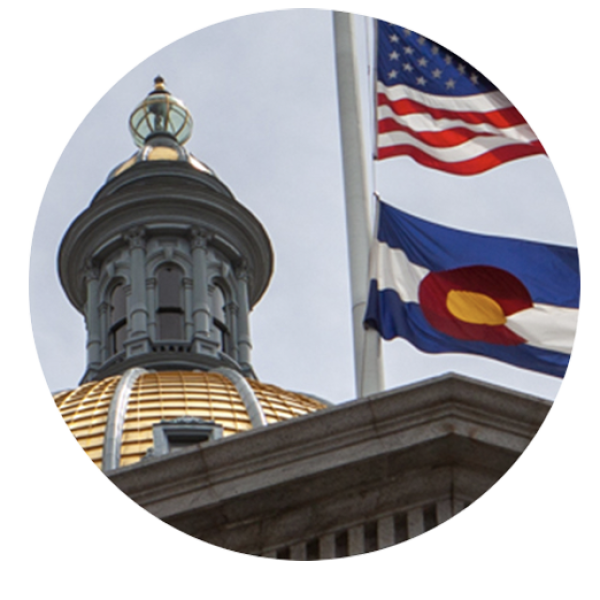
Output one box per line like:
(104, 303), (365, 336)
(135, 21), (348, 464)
(58, 77), (273, 383)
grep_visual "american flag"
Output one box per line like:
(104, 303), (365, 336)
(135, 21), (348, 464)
(376, 21), (546, 175)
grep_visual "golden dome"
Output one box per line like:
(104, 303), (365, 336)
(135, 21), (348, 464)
(54, 371), (328, 469)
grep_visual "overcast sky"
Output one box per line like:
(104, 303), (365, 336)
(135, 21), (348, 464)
(29, 9), (577, 403)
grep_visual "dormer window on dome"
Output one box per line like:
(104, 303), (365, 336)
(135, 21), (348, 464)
(128, 76), (193, 147)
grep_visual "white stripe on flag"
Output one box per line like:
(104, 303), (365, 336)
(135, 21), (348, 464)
(370, 240), (577, 354)
(377, 130), (530, 161)
(377, 105), (537, 142)
(369, 241), (429, 303)
(505, 304), (578, 354)
(376, 81), (514, 112)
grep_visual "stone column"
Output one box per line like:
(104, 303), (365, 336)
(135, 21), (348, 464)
(224, 300), (239, 361)
(235, 262), (252, 370)
(124, 227), (149, 355)
(99, 301), (109, 362)
(190, 228), (213, 351)
(183, 277), (193, 340)
(318, 533), (336, 559)
(146, 277), (157, 340)
(407, 507), (425, 539)
(84, 262), (101, 373)
(124, 284), (132, 339)
(348, 525), (365, 555)
(377, 515), (395, 549)
(289, 543), (306, 561)
(436, 499), (453, 525)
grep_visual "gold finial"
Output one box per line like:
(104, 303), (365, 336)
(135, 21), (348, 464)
(153, 75), (167, 92)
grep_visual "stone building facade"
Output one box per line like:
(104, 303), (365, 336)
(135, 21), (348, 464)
(53, 77), (551, 559)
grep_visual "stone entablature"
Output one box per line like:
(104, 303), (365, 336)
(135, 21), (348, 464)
(108, 374), (551, 557)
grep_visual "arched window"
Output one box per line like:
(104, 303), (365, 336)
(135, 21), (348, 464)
(212, 284), (231, 355)
(156, 264), (185, 340)
(108, 283), (127, 355)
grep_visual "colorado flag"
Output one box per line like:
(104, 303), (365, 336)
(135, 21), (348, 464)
(364, 201), (579, 377)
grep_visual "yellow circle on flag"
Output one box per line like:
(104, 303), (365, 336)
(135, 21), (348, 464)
(446, 290), (506, 326)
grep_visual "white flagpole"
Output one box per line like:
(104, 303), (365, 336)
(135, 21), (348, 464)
(333, 11), (384, 397)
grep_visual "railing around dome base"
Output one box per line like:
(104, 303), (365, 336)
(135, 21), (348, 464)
(150, 340), (193, 354)
(85, 339), (251, 384)
(95, 342), (194, 377)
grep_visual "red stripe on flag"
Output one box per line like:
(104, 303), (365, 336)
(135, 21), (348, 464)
(376, 141), (546, 175)
(378, 117), (503, 148)
(377, 94), (528, 129)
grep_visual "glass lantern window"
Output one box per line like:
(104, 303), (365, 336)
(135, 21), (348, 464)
(129, 94), (193, 147)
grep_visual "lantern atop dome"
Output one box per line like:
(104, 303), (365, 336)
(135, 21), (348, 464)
(128, 76), (193, 147)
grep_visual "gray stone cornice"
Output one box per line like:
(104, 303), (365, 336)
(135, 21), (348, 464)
(58, 163), (273, 314)
(109, 373), (551, 519)
(94, 161), (233, 203)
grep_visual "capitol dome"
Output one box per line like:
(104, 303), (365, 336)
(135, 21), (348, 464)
(54, 370), (328, 469)
(54, 78), (329, 473)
